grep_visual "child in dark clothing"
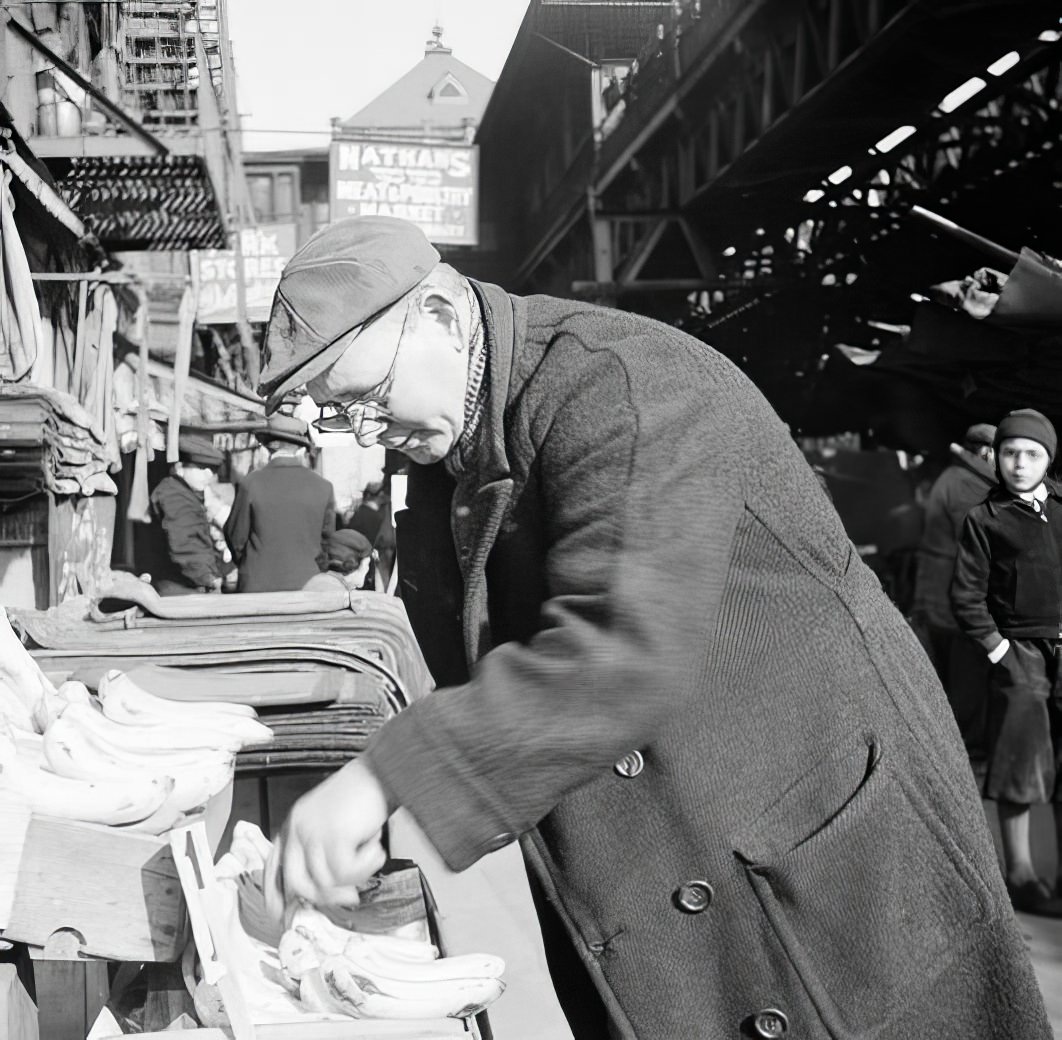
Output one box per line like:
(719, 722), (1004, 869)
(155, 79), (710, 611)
(952, 408), (1062, 916)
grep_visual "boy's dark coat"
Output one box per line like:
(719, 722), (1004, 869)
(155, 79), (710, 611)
(952, 483), (1062, 646)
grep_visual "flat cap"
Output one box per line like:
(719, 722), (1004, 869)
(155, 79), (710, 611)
(963, 423), (996, 448)
(177, 433), (223, 468)
(258, 216), (440, 414)
(330, 528), (374, 557)
(255, 413), (312, 448)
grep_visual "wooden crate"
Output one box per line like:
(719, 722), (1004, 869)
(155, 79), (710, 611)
(0, 964), (38, 1040)
(0, 783), (231, 963)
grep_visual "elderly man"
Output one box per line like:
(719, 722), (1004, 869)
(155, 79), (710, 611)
(260, 217), (1048, 1039)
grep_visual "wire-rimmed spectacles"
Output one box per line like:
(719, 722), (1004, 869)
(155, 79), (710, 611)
(311, 297), (413, 446)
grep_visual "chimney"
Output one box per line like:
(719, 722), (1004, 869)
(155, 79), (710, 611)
(425, 24), (452, 56)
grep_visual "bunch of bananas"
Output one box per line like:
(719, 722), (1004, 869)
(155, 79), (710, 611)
(281, 905), (506, 1021)
(207, 823), (507, 1024)
(0, 607), (272, 832)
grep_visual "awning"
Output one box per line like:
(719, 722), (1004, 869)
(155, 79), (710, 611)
(49, 154), (227, 251)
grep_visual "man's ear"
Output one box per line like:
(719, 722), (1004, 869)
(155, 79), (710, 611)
(420, 292), (464, 349)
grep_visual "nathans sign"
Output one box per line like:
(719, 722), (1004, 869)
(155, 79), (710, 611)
(330, 139), (478, 246)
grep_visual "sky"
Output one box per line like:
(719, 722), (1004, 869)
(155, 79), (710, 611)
(227, 0), (532, 153)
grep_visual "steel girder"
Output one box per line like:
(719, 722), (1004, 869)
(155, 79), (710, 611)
(521, 0), (1059, 302)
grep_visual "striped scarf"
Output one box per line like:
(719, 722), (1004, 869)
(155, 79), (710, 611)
(444, 287), (488, 478)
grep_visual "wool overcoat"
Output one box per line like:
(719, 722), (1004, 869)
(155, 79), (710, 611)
(223, 456), (336, 593)
(365, 284), (1049, 1039)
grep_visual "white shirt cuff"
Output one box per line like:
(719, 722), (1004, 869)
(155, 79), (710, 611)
(987, 639), (1011, 664)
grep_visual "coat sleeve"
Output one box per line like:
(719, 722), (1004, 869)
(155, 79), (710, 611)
(364, 347), (745, 871)
(319, 483), (336, 572)
(223, 482), (252, 565)
(950, 512), (1000, 652)
(156, 486), (220, 589)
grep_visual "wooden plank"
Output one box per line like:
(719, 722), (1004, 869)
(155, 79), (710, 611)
(0, 793), (32, 928)
(0, 964), (38, 1040)
(4, 815), (186, 961)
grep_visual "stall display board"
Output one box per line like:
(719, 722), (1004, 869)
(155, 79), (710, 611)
(330, 139), (478, 246)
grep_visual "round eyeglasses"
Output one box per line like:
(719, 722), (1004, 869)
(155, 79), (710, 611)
(311, 296), (414, 446)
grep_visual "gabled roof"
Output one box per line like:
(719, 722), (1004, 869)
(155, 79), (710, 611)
(338, 30), (494, 133)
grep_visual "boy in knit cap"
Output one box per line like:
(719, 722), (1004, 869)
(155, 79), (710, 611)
(952, 408), (1062, 915)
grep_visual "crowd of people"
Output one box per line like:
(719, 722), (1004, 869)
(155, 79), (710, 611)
(143, 421), (389, 598)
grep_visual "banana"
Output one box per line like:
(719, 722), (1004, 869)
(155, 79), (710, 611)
(0, 608), (57, 710)
(341, 941), (505, 984)
(43, 712), (234, 812)
(298, 968), (352, 1017)
(100, 669), (258, 719)
(229, 834), (267, 873)
(115, 794), (189, 836)
(278, 928), (321, 981)
(233, 819), (274, 861)
(320, 955), (505, 1019)
(9, 724), (44, 767)
(0, 676), (37, 733)
(289, 905), (439, 961)
(34, 678), (94, 731)
(0, 731), (173, 825)
(101, 690), (272, 748)
(57, 679), (92, 706)
(87, 698), (247, 753)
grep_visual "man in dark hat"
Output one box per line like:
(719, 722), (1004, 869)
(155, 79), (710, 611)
(912, 421), (997, 754)
(223, 414), (336, 593)
(259, 216), (1049, 1038)
(147, 433), (227, 596)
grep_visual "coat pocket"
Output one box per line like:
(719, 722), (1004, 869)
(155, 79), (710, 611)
(734, 737), (990, 1039)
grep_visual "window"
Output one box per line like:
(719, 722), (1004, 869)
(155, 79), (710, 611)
(429, 73), (468, 104)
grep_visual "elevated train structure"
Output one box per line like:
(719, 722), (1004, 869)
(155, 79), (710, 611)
(477, 0), (1062, 445)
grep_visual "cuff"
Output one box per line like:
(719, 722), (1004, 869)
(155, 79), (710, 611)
(987, 638), (1011, 664)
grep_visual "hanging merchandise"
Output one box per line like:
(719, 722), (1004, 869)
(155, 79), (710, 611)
(166, 282), (197, 463)
(0, 170), (44, 382)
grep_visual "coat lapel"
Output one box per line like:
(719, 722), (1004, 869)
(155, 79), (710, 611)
(452, 281), (520, 669)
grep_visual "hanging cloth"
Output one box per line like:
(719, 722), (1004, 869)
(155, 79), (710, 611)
(0, 170), (43, 382)
(166, 282), (197, 463)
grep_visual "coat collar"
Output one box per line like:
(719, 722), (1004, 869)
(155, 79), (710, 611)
(450, 279), (523, 665)
(465, 279), (520, 486)
(986, 477), (1062, 514)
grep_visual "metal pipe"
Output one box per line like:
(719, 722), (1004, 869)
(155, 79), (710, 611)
(4, 12), (168, 155)
(909, 205), (1020, 269)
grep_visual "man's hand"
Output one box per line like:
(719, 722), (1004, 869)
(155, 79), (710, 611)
(263, 758), (390, 923)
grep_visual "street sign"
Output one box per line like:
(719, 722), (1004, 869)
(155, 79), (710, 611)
(195, 223), (297, 325)
(330, 139), (479, 246)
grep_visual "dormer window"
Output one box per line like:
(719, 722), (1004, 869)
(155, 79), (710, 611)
(430, 72), (468, 104)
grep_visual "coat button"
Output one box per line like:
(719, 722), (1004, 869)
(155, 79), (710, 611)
(483, 832), (515, 853)
(614, 750), (644, 778)
(674, 880), (713, 913)
(752, 1009), (788, 1038)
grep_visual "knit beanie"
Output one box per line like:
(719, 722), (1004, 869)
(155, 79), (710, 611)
(993, 408), (1057, 461)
